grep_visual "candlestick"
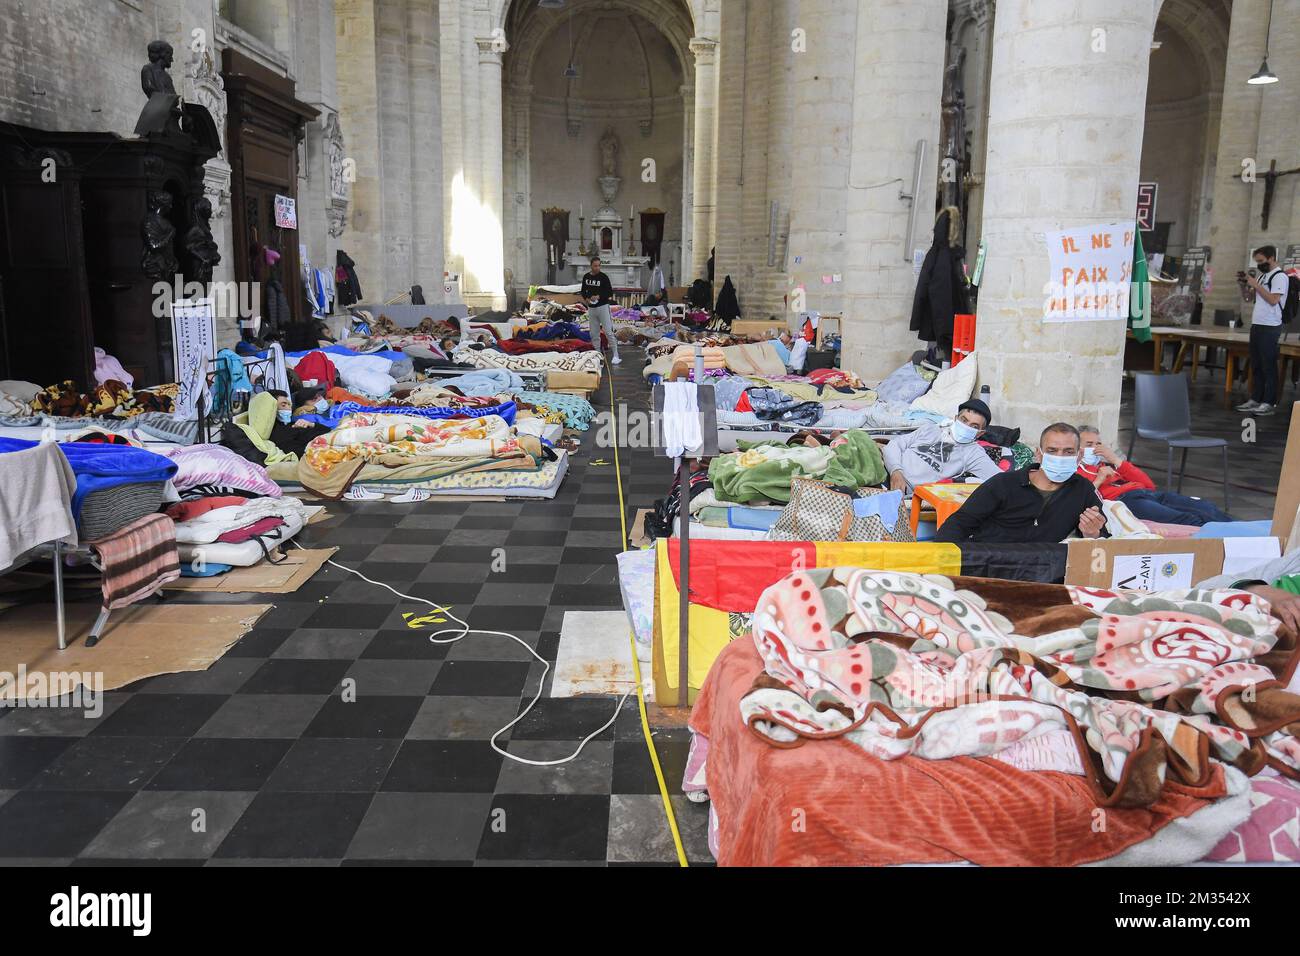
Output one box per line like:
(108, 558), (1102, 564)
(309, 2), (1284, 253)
(578, 216), (587, 256)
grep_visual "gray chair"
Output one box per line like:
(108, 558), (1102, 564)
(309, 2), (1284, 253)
(1126, 372), (1229, 510)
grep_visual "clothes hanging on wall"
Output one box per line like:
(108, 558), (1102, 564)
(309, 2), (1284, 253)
(336, 249), (363, 306)
(909, 206), (970, 356)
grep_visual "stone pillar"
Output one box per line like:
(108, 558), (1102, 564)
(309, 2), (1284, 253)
(975, 0), (1159, 444)
(679, 81), (694, 286)
(839, 0), (947, 382)
(407, 0), (443, 290)
(467, 35), (507, 309)
(1204, 0), (1271, 313)
(335, 0), (383, 302)
(688, 36), (719, 281)
(504, 82), (533, 302)
(438, 0), (464, 296)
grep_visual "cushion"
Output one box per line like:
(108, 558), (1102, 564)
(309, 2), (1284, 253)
(909, 354), (978, 418)
(162, 443), (282, 498)
(132, 411), (200, 445)
(875, 361), (931, 405)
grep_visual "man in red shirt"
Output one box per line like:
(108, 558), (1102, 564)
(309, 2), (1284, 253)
(1077, 426), (1234, 526)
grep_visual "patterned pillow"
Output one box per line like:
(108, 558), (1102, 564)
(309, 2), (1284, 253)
(162, 443), (282, 497)
(132, 411), (199, 445)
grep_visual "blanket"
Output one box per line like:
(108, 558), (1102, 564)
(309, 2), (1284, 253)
(739, 569), (1300, 808)
(87, 512), (181, 610)
(457, 348), (604, 376)
(302, 412), (528, 477)
(721, 342), (787, 377)
(0, 440), (78, 571)
(708, 431), (886, 504)
(0, 437), (177, 526)
(691, 635), (1237, 865)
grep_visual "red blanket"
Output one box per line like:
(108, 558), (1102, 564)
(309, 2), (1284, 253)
(496, 338), (592, 355)
(690, 637), (1229, 866)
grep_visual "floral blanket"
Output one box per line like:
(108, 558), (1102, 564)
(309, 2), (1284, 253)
(301, 412), (526, 476)
(740, 569), (1300, 807)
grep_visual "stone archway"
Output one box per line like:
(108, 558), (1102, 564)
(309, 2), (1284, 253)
(499, 0), (697, 301)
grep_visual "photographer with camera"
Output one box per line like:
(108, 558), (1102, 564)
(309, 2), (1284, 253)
(1236, 245), (1288, 416)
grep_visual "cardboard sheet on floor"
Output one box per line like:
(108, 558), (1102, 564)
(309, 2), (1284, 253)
(163, 547), (337, 593)
(0, 602), (270, 701)
(551, 610), (651, 700)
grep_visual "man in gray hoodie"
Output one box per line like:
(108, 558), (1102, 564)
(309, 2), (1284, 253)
(883, 399), (1001, 493)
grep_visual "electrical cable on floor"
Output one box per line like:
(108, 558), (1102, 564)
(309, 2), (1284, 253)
(296, 540), (633, 767)
(291, 350), (690, 862)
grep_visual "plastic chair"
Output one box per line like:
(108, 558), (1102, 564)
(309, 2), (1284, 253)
(1126, 372), (1229, 510)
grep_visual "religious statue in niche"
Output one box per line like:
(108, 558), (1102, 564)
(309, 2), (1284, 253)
(541, 207), (570, 285)
(599, 127), (620, 177)
(135, 40), (182, 135)
(640, 208), (666, 265)
(142, 190), (178, 280)
(184, 197), (222, 285)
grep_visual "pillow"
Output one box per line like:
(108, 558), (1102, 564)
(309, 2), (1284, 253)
(875, 361), (931, 405)
(162, 443), (282, 497)
(909, 353), (979, 418)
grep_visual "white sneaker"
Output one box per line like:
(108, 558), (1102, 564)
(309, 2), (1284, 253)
(1256, 403), (1275, 415)
(1235, 399), (1260, 411)
(611, 354), (622, 366)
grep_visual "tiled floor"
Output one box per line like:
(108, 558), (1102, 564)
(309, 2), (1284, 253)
(0, 353), (1290, 865)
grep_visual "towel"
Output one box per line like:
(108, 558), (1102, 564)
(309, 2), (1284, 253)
(0, 441), (78, 572)
(87, 513), (181, 610)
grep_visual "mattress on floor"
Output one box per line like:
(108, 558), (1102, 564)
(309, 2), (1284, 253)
(402, 450), (569, 498)
(177, 509), (305, 568)
(672, 517), (768, 541)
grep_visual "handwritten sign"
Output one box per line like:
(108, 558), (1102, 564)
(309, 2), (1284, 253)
(1136, 183), (1158, 231)
(1044, 221), (1135, 323)
(274, 194), (297, 229)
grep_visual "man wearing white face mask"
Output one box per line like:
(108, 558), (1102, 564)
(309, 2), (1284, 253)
(934, 422), (1106, 543)
(882, 399), (1001, 494)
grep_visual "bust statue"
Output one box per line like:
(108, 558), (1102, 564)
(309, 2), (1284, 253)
(142, 190), (178, 280)
(184, 197), (222, 285)
(141, 40), (176, 99)
(599, 128), (619, 177)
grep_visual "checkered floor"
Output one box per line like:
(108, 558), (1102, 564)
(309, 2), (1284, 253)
(0, 353), (1289, 865)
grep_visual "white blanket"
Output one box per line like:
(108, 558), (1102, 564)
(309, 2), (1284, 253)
(173, 496), (307, 545)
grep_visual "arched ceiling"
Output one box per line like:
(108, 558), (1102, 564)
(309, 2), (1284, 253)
(1150, 0), (1230, 100)
(528, 11), (683, 102)
(503, 0), (696, 90)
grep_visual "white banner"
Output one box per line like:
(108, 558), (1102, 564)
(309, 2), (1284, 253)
(171, 299), (215, 422)
(1111, 552), (1195, 592)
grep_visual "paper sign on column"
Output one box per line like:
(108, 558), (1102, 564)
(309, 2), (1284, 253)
(1044, 221), (1135, 323)
(1111, 552), (1195, 591)
(1221, 537), (1282, 579)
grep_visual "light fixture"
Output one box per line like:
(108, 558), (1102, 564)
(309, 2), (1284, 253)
(1248, 0), (1279, 85)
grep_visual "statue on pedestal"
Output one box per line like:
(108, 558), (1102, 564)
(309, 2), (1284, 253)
(142, 190), (178, 280)
(185, 197), (221, 285)
(135, 40), (182, 135)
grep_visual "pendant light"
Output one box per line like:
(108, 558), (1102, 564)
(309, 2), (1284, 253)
(1248, 0), (1279, 85)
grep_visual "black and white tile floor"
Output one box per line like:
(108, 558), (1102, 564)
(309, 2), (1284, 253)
(0, 354), (1290, 865)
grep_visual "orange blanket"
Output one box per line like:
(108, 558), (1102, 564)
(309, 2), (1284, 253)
(690, 637), (1229, 866)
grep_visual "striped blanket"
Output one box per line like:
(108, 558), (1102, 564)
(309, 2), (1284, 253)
(87, 513), (181, 610)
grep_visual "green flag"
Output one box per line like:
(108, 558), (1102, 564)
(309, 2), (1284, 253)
(1129, 230), (1152, 343)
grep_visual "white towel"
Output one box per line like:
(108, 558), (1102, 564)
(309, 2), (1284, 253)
(0, 442), (78, 572)
(662, 381), (702, 459)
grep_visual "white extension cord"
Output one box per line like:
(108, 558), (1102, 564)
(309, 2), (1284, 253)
(294, 541), (632, 766)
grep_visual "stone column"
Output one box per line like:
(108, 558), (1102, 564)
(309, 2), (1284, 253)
(975, 0), (1159, 443)
(407, 0), (442, 291)
(839, 0), (947, 382)
(504, 82), (533, 301)
(335, 0), (383, 304)
(688, 36), (719, 281)
(1203, 0), (1271, 313)
(468, 35), (507, 309)
(679, 81), (694, 286)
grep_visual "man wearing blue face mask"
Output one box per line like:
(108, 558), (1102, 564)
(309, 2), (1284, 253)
(934, 422), (1106, 543)
(883, 399), (1002, 494)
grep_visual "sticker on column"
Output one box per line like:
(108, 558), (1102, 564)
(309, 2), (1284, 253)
(912, 248), (926, 277)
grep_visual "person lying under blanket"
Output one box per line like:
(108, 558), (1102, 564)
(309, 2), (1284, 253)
(934, 421), (1107, 543)
(220, 391), (330, 465)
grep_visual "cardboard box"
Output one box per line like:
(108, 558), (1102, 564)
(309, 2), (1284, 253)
(1271, 401), (1300, 543)
(1066, 539), (1224, 590)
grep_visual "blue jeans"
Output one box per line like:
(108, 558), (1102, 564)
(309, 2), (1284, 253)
(1121, 489), (1234, 526)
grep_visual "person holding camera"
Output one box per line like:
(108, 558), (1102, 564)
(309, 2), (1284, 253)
(1236, 244), (1288, 415)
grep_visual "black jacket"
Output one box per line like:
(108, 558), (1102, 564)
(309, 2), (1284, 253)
(933, 465), (1107, 544)
(581, 271), (614, 306)
(910, 207), (970, 347)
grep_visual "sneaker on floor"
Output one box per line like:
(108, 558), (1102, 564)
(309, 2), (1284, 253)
(1235, 399), (1261, 411)
(611, 354), (622, 366)
(1255, 403), (1275, 415)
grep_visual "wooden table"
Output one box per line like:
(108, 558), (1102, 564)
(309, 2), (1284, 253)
(909, 482), (980, 537)
(1142, 325), (1300, 397)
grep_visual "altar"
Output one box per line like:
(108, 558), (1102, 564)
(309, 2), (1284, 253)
(567, 255), (649, 290)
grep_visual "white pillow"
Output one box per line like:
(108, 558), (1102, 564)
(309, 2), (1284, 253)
(909, 353), (978, 418)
